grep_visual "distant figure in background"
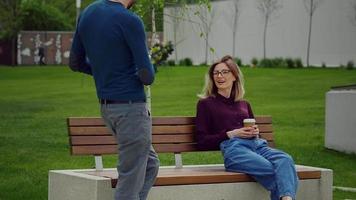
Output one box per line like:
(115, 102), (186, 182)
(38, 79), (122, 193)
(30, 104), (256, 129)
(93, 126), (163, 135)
(38, 46), (46, 65)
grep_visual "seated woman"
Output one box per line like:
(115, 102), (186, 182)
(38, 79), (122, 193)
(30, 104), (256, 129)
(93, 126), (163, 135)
(195, 55), (298, 200)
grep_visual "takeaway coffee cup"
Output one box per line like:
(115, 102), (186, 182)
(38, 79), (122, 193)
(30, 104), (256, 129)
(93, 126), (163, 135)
(243, 118), (256, 127)
(243, 118), (258, 138)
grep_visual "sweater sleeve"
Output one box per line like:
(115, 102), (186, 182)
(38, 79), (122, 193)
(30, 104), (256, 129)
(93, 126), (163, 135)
(121, 14), (155, 85)
(195, 100), (229, 151)
(69, 15), (93, 75)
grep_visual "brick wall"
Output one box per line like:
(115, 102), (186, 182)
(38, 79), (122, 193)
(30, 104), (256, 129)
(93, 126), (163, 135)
(17, 31), (163, 65)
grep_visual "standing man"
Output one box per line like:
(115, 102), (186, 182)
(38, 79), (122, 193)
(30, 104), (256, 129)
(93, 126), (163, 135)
(69, 0), (159, 200)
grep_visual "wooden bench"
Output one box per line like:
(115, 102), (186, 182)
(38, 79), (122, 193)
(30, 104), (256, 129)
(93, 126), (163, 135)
(48, 116), (333, 200)
(67, 116), (322, 186)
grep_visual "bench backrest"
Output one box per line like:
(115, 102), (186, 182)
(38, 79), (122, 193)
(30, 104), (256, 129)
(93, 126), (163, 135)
(68, 116), (273, 154)
(68, 116), (273, 169)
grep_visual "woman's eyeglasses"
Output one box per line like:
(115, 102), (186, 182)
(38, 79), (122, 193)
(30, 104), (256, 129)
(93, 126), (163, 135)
(213, 69), (231, 77)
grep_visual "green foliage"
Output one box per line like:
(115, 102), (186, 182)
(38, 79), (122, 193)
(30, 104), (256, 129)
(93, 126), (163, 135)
(150, 41), (174, 66)
(167, 60), (176, 66)
(252, 57), (307, 68)
(295, 58), (304, 68)
(199, 62), (208, 66)
(258, 58), (273, 68)
(271, 57), (286, 68)
(20, 1), (73, 31)
(131, 0), (164, 32)
(179, 57), (193, 66)
(234, 57), (242, 67)
(0, 0), (22, 40)
(346, 60), (354, 70)
(251, 57), (259, 66)
(46, 0), (93, 27)
(285, 58), (295, 68)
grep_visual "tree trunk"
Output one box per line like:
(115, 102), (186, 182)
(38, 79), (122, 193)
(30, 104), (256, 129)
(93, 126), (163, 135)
(11, 37), (16, 66)
(263, 15), (268, 59)
(232, 12), (238, 58)
(147, 6), (156, 112)
(151, 7), (157, 48)
(173, 8), (178, 64)
(306, 0), (313, 67)
(205, 32), (208, 64)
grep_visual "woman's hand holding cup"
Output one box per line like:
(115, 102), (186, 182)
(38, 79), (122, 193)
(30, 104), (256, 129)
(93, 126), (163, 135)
(243, 118), (259, 138)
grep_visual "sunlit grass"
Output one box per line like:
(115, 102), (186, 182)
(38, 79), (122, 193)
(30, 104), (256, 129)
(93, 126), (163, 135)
(0, 66), (355, 199)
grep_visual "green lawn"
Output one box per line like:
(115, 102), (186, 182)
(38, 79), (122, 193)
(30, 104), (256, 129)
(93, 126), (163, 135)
(0, 66), (356, 199)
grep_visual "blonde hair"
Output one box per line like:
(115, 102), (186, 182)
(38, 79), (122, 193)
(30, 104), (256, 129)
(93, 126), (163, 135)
(198, 55), (245, 101)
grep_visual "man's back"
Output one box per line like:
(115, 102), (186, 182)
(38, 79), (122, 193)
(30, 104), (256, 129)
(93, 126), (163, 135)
(72, 0), (154, 101)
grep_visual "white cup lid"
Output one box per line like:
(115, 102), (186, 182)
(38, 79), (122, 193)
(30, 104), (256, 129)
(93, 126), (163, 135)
(243, 118), (256, 123)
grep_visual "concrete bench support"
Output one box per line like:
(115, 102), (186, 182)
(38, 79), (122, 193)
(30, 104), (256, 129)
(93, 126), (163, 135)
(48, 165), (332, 200)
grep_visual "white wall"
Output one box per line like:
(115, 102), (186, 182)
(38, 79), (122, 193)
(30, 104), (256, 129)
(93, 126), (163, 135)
(164, 0), (356, 66)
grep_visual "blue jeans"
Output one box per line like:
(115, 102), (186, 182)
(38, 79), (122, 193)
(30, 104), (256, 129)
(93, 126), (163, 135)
(101, 103), (160, 200)
(220, 138), (298, 200)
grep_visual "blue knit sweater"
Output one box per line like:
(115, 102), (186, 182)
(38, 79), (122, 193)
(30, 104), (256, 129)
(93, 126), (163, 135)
(69, 0), (155, 101)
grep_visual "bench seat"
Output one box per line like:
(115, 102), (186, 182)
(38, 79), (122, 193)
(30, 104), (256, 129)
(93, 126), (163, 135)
(80, 165), (322, 188)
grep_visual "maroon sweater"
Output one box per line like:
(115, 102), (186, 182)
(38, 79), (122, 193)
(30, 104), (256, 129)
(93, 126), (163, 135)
(195, 94), (254, 150)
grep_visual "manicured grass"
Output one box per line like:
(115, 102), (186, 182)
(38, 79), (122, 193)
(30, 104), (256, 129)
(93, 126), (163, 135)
(0, 66), (355, 199)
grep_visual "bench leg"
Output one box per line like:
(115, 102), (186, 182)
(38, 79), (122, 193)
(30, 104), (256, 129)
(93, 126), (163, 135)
(95, 156), (103, 171)
(174, 153), (183, 169)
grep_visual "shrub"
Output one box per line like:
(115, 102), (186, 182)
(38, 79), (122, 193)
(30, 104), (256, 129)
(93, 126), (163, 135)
(199, 62), (208, 66)
(258, 58), (273, 68)
(179, 58), (193, 66)
(285, 58), (295, 68)
(346, 60), (354, 70)
(167, 60), (176, 66)
(271, 57), (286, 68)
(20, 1), (73, 31)
(295, 58), (304, 68)
(251, 57), (258, 67)
(234, 57), (242, 67)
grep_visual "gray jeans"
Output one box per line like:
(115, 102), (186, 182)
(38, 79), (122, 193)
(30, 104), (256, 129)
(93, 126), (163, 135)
(101, 103), (160, 200)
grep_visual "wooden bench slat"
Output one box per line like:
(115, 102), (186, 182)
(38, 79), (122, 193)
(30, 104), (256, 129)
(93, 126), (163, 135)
(153, 125), (194, 134)
(71, 134), (196, 145)
(153, 134), (195, 143)
(255, 116), (272, 124)
(152, 117), (195, 125)
(71, 136), (116, 145)
(69, 124), (272, 136)
(153, 143), (198, 153)
(68, 118), (105, 126)
(71, 145), (117, 155)
(68, 116), (272, 126)
(71, 143), (199, 155)
(69, 127), (109, 136)
(68, 117), (196, 126)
